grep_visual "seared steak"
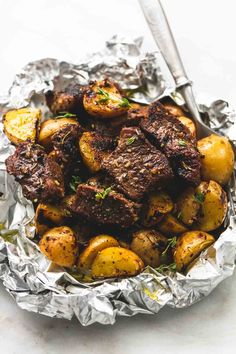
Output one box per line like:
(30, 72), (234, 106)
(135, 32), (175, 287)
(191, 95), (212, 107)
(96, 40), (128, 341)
(102, 127), (173, 200)
(141, 101), (201, 185)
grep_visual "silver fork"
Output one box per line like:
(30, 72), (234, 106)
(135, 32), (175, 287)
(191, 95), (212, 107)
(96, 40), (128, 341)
(138, 0), (236, 217)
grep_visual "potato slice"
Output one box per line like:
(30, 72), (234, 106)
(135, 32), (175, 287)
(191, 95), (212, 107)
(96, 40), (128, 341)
(173, 231), (215, 271)
(177, 116), (196, 137)
(79, 131), (113, 173)
(3, 108), (41, 145)
(38, 118), (78, 149)
(35, 203), (67, 236)
(197, 134), (234, 185)
(78, 234), (119, 273)
(195, 180), (227, 232)
(83, 79), (129, 118)
(158, 214), (188, 235)
(143, 191), (174, 227)
(91, 247), (144, 278)
(163, 103), (184, 117)
(39, 226), (77, 267)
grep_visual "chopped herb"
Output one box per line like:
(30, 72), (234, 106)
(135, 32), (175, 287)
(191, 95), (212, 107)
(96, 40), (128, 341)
(97, 88), (110, 103)
(126, 136), (136, 145)
(178, 139), (187, 146)
(156, 262), (177, 273)
(119, 97), (131, 108)
(194, 192), (205, 204)
(57, 112), (77, 118)
(95, 187), (112, 202)
(162, 236), (177, 256)
(69, 175), (82, 193)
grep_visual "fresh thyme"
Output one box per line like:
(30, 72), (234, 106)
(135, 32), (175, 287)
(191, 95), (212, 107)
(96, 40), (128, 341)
(162, 236), (177, 256)
(57, 112), (76, 118)
(156, 263), (177, 273)
(119, 97), (131, 108)
(97, 88), (110, 103)
(194, 191), (205, 204)
(69, 175), (82, 193)
(126, 136), (136, 145)
(178, 139), (187, 147)
(95, 187), (112, 201)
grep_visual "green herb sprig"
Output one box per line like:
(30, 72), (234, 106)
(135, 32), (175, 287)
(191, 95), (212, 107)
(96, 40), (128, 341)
(178, 139), (187, 147)
(156, 263), (177, 273)
(95, 187), (112, 202)
(162, 236), (177, 256)
(69, 175), (82, 193)
(119, 97), (131, 108)
(126, 136), (136, 145)
(194, 192), (205, 204)
(97, 88), (110, 103)
(57, 112), (77, 118)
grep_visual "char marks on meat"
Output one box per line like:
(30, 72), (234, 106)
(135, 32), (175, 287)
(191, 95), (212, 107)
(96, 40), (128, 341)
(141, 101), (201, 185)
(102, 127), (173, 200)
(6, 142), (64, 202)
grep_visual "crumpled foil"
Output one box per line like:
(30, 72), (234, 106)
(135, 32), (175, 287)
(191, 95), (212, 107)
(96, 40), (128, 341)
(0, 36), (236, 326)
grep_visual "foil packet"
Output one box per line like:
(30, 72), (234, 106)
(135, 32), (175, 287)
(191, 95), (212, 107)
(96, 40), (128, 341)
(0, 36), (236, 326)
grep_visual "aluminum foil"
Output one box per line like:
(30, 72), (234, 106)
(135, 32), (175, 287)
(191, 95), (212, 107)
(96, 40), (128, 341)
(0, 36), (236, 326)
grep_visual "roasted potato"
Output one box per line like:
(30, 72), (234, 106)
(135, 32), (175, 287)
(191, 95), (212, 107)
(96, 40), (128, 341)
(173, 231), (215, 271)
(79, 131), (114, 173)
(158, 214), (188, 235)
(163, 103), (184, 117)
(35, 203), (67, 236)
(130, 229), (167, 267)
(195, 180), (227, 232)
(197, 134), (234, 185)
(143, 191), (174, 227)
(78, 234), (119, 273)
(83, 79), (129, 118)
(177, 116), (196, 137)
(39, 226), (77, 267)
(3, 108), (41, 145)
(91, 247), (144, 279)
(38, 118), (78, 149)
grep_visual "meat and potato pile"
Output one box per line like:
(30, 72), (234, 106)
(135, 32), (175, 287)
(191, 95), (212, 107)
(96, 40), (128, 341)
(4, 78), (234, 280)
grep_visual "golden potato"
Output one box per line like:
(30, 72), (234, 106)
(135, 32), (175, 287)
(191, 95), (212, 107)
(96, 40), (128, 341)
(173, 231), (215, 271)
(163, 103), (184, 117)
(91, 247), (144, 279)
(38, 118), (78, 149)
(39, 226), (77, 267)
(177, 116), (196, 137)
(197, 134), (234, 185)
(3, 108), (41, 145)
(78, 234), (119, 273)
(130, 230), (167, 267)
(158, 214), (188, 235)
(83, 79), (129, 118)
(79, 132), (113, 173)
(195, 180), (227, 232)
(35, 203), (67, 236)
(143, 191), (174, 227)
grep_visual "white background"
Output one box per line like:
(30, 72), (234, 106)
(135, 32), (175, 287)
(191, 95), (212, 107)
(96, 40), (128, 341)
(0, 1), (236, 353)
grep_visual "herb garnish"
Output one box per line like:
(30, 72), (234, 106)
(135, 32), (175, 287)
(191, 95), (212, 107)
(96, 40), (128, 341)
(69, 175), (82, 193)
(57, 112), (76, 118)
(156, 263), (177, 273)
(194, 192), (205, 204)
(95, 187), (112, 201)
(126, 136), (136, 145)
(162, 236), (177, 256)
(178, 139), (187, 147)
(97, 88), (110, 103)
(119, 97), (131, 108)
(177, 211), (182, 220)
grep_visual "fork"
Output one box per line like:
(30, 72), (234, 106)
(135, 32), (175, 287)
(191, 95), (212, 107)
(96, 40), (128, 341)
(138, 0), (236, 217)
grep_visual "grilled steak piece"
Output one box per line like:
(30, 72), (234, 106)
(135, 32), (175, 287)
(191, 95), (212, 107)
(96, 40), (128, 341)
(141, 101), (201, 185)
(6, 142), (64, 202)
(102, 127), (173, 200)
(73, 183), (140, 228)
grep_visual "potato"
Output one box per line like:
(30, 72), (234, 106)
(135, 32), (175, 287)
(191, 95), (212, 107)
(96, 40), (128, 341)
(130, 230), (167, 267)
(173, 231), (215, 271)
(38, 118), (78, 149)
(163, 103), (184, 117)
(177, 116), (196, 137)
(39, 226), (77, 267)
(143, 191), (174, 227)
(195, 180), (227, 232)
(197, 134), (234, 185)
(79, 131), (113, 173)
(3, 108), (41, 145)
(35, 203), (67, 236)
(78, 234), (119, 273)
(91, 247), (144, 279)
(83, 79), (129, 118)
(158, 214), (188, 235)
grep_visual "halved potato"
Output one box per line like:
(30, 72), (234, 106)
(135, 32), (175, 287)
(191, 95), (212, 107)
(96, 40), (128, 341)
(91, 247), (144, 279)
(83, 79), (129, 118)
(177, 116), (196, 137)
(195, 180), (227, 232)
(78, 234), (119, 273)
(197, 134), (234, 185)
(38, 118), (78, 149)
(143, 191), (174, 227)
(173, 231), (215, 271)
(35, 203), (67, 236)
(39, 226), (77, 267)
(163, 103), (184, 117)
(3, 108), (41, 145)
(158, 214), (188, 235)
(130, 229), (167, 267)
(79, 131), (113, 173)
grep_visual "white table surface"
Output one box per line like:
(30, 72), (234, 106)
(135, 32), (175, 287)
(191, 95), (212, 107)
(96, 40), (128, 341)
(0, 0), (236, 353)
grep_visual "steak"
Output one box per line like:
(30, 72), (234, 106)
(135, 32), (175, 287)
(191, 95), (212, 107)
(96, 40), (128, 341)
(73, 183), (141, 228)
(141, 101), (201, 185)
(102, 127), (173, 200)
(6, 142), (65, 202)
